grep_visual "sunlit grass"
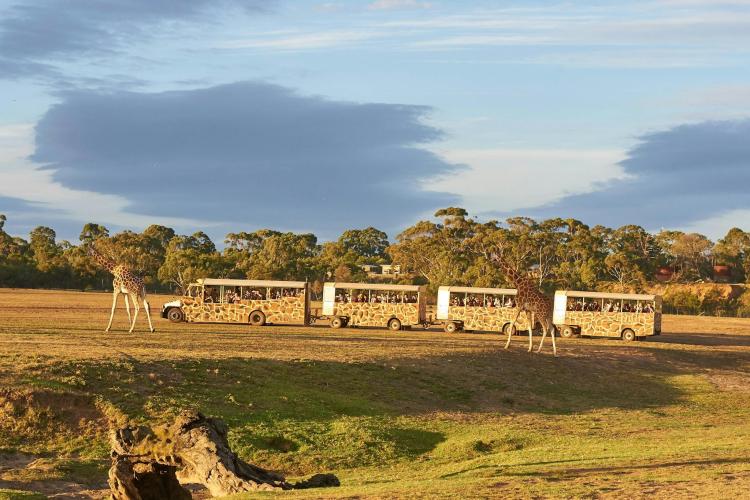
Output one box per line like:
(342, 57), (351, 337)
(0, 288), (749, 498)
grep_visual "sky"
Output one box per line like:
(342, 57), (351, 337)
(1, 0), (749, 243)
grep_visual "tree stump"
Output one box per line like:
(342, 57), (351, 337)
(108, 411), (339, 499)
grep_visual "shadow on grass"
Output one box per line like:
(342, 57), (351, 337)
(15, 344), (693, 423)
(644, 333), (750, 347)
(6, 339), (721, 477)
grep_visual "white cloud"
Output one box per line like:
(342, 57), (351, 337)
(678, 209), (750, 240)
(423, 148), (627, 214)
(215, 30), (377, 50)
(368, 0), (432, 11)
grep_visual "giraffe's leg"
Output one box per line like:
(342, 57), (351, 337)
(550, 320), (557, 357)
(124, 294), (132, 326)
(537, 319), (548, 353)
(129, 294), (140, 333)
(505, 309), (523, 349)
(143, 295), (155, 333)
(105, 291), (119, 332)
(527, 311), (534, 352)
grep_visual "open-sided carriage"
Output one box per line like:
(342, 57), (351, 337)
(436, 286), (531, 334)
(320, 282), (427, 330)
(553, 290), (662, 341)
(161, 278), (310, 326)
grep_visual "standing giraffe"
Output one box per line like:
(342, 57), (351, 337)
(490, 253), (557, 356)
(88, 246), (154, 333)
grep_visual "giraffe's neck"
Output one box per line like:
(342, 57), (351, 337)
(494, 254), (523, 286)
(494, 254), (539, 297)
(89, 248), (117, 274)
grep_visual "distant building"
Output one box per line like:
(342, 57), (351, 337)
(381, 264), (401, 276)
(655, 267), (673, 282)
(359, 263), (402, 278)
(713, 265), (731, 283)
(360, 264), (381, 274)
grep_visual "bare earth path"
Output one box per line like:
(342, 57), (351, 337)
(1, 288), (750, 499)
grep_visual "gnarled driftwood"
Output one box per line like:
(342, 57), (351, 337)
(108, 411), (339, 499)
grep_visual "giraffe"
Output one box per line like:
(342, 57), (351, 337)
(88, 246), (154, 333)
(490, 253), (557, 356)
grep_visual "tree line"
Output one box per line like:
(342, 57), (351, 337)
(1, 209), (749, 314)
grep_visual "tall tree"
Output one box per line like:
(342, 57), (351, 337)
(337, 227), (390, 263)
(714, 227), (750, 283)
(158, 233), (227, 293)
(79, 223), (110, 245)
(388, 208), (478, 293)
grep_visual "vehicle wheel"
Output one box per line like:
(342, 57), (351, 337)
(249, 310), (266, 326)
(167, 307), (184, 323)
(341, 318), (349, 327)
(561, 326), (575, 338)
(388, 318), (402, 331)
(502, 323), (516, 335)
(621, 328), (636, 342)
(330, 317), (344, 329)
(444, 321), (458, 333)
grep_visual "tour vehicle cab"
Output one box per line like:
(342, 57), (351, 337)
(161, 278), (309, 326)
(552, 290), (662, 341)
(321, 282), (426, 330)
(436, 286), (530, 333)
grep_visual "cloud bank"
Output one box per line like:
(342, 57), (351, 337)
(0, 0), (273, 79)
(530, 119), (750, 230)
(29, 82), (459, 237)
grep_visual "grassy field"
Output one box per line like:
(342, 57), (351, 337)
(1, 288), (749, 499)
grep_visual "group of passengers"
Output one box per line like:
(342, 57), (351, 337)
(450, 295), (516, 308)
(567, 300), (654, 313)
(224, 290), (243, 304)
(269, 288), (301, 299)
(567, 300), (602, 312)
(335, 292), (417, 304)
(200, 287), (302, 304)
(243, 289), (265, 300)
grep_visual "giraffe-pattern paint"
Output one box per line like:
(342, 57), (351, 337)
(447, 305), (530, 332)
(563, 311), (658, 337)
(330, 302), (422, 327)
(180, 295), (308, 325)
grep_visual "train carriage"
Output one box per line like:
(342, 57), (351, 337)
(161, 278), (310, 326)
(322, 282), (426, 330)
(553, 290), (662, 341)
(436, 286), (531, 333)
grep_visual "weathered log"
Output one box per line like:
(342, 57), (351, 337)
(108, 411), (338, 499)
(109, 454), (190, 500)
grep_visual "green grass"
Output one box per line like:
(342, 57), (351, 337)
(1, 289), (750, 497)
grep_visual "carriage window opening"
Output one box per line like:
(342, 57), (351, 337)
(223, 286), (242, 304)
(243, 287), (266, 300)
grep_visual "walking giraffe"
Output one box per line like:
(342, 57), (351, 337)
(88, 246), (154, 333)
(490, 253), (557, 355)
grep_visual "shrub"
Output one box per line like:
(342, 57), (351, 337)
(663, 289), (701, 315)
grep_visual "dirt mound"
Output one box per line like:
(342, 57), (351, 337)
(0, 388), (107, 443)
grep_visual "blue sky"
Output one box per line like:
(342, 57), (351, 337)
(1, 0), (749, 242)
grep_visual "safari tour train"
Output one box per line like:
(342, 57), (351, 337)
(161, 278), (662, 341)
